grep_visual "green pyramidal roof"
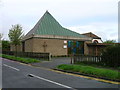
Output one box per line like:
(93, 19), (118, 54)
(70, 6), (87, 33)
(26, 11), (88, 38)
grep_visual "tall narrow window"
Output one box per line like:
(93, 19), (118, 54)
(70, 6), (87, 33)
(22, 41), (25, 52)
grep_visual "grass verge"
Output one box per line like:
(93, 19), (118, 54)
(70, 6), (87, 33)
(75, 62), (120, 70)
(0, 54), (40, 63)
(57, 64), (120, 81)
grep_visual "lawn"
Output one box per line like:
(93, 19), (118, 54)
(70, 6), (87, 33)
(0, 54), (40, 63)
(57, 64), (120, 81)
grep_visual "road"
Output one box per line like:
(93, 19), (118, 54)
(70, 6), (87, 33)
(2, 58), (119, 89)
(31, 57), (71, 68)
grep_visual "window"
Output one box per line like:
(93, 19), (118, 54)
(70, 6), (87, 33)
(63, 45), (67, 48)
(64, 40), (67, 43)
(93, 40), (98, 43)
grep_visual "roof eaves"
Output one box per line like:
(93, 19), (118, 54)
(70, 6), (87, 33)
(33, 34), (92, 41)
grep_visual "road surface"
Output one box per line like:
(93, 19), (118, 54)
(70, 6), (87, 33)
(2, 58), (119, 89)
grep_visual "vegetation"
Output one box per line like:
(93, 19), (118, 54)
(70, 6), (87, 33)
(8, 24), (24, 53)
(101, 44), (120, 67)
(0, 33), (3, 40)
(1, 54), (40, 63)
(75, 62), (120, 70)
(74, 44), (120, 68)
(57, 64), (120, 81)
(0, 33), (3, 50)
(2, 40), (10, 51)
(103, 40), (116, 43)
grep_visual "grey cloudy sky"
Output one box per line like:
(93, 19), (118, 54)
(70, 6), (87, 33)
(0, 0), (119, 41)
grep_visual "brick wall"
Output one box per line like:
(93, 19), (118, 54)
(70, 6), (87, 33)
(24, 38), (33, 52)
(84, 41), (92, 55)
(88, 45), (107, 56)
(10, 38), (91, 56)
(32, 38), (67, 56)
(10, 44), (22, 52)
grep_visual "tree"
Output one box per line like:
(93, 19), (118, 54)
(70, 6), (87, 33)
(0, 33), (3, 40)
(8, 24), (24, 53)
(103, 40), (116, 43)
(0, 33), (3, 51)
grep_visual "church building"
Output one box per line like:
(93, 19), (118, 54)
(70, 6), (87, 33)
(11, 11), (92, 56)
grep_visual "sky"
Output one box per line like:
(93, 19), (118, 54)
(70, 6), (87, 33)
(0, 0), (119, 41)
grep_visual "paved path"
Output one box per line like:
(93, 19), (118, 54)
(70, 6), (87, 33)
(31, 57), (71, 68)
(2, 58), (119, 89)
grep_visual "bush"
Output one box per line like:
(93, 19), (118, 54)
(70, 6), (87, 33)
(2, 40), (10, 51)
(101, 44), (120, 67)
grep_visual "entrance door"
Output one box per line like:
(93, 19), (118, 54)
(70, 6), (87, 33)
(68, 41), (84, 55)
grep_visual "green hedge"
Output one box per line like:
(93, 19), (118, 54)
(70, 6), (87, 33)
(101, 45), (120, 67)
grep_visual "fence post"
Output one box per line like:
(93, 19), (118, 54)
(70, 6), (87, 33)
(49, 53), (51, 61)
(70, 54), (73, 64)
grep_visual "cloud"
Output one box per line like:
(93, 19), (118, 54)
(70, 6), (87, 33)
(67, 22), (118, 41)
(2, 0), (118, 19)
(1, 0), (118, 41)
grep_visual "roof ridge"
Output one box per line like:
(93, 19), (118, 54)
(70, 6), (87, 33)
(82, 32), (101, 39)
(25, 11), (52, 37)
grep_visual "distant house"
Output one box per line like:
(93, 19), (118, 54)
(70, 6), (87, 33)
(81, 32), (105, 56)
(11, 11), (92, 56)
(82, 32), (103, 43)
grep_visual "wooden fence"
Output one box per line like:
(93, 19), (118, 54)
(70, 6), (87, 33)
(2, 51), (51, 60)
(73, 54), (102, 64)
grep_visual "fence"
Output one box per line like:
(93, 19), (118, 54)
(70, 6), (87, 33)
(2, 51), (51, 60)
(73, 54), (102, 65)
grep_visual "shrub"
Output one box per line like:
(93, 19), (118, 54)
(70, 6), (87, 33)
(2, 40), (10, 51)
(101, 44), (120, 67)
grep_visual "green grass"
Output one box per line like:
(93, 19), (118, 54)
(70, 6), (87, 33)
(57, 64), (120, 81)
(75, 62), (120, 70)
(1, 54), (40, 63)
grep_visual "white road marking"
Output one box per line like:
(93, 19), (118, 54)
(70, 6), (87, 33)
(3, 64), (20, 71)
(29, 74), (75, 89)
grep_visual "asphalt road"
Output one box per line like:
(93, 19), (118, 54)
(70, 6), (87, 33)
(32, 57), (71, 68)
(1, 58), (119, 89)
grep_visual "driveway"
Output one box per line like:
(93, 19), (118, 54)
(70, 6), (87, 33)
(31, 57), (71, 68)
